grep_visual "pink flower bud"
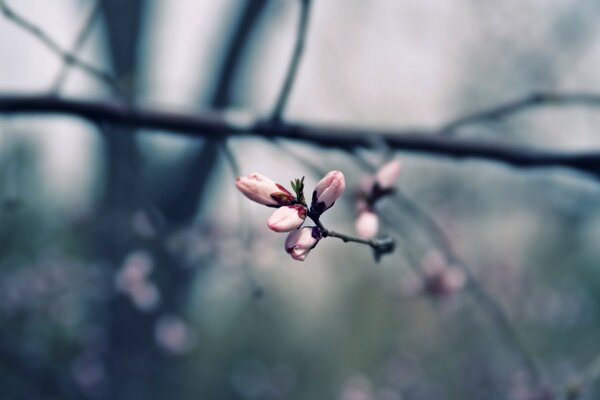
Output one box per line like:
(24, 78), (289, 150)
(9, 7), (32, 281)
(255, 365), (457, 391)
(422, 250), (466, 297)
(284, 226), (321, 261)
(267, 205), (307, 232)
(355, 210), (379, 239)
(311, 171), (345, 214)
(235, 173), (295, 206)
(375, 160), (402, 189)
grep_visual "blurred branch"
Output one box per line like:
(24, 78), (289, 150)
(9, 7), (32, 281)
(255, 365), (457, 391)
(50, 1), (102, 93)
(310, 213), (395, 261)
(220, 142), (264, 297)
(350, 152), (544, 387)
(272, 0), (313, 121)
(0, 0), (117, 90)
(563, 352), (600, 400)
(441, 91), (600, 135)
(391, 189), (544, 388)
(3, 95), (600, 178)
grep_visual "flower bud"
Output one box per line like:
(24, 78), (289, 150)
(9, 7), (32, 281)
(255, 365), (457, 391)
(284, 226), (321, 261)
(235, 173), (295, 206)
(422, 251), (466, 297)
(355, 210), (379, 239)
(267, 205), (307, 232)
(375, 160), (402, 189)
(310, 171), (345, 214)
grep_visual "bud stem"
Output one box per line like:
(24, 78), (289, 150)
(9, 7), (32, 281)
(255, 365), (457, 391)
(307, 211), (395, 261)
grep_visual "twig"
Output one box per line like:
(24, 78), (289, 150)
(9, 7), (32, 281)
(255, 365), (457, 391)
(441, 92), (600, 135)
(561, 352), (600, 400)
(308, 211), (395, 261)
(3, 95), (600, 179)
(272, 0), (313, 121)
(351, 152), (543, 387)
(392, 189), (544, 388)
(220, 140), (241, 177)
(50, 1), (102, 93)
(220, 142), (264, 297)
(0, 0), (117, 90)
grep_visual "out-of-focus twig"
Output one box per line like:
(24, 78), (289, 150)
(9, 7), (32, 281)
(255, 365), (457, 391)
(0, 0), (117, 90)
(4, 95), (600, 180)
(272, 0), (313, 121)
(441, 92), (600, 136)
(562, 352), (600, 400)
(50, 1), (102, 93)
(353, 152), (544, 388)
(391, 189), (544, 388)
(220, 142), (264, 297)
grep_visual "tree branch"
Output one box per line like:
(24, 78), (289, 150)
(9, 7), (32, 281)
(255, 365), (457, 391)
(272, 0), (313, 121)
(50, 1), (102, 93)
(441, 91), (600, 135)
(0, 0), (117, 90)
(2, 95), (600, 178)
(390, 189), (544, 388)
(562, 351), (600, 399)
(309, 212), (395, 261)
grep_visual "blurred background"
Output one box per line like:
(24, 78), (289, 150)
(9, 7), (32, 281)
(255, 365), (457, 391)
(2, 0), (600, 399)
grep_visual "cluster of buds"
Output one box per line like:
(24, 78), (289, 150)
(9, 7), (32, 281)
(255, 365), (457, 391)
(354, 160), (402, 239)
(236, 171), (345, 261)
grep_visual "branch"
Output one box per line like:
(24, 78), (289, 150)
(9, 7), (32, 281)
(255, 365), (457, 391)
(309, 213), (395, 261)
(441, 92), (600, 135)
(562, 352), (600, 399)
(220, 143), (264, 298)
(50, 1), (102, 93)
(350, 151), (544, 386)
(272, 0), (313, 121)
(2, 95), (600, 178)
(391, 189), (544, 388)
(0, 1), (117, 90)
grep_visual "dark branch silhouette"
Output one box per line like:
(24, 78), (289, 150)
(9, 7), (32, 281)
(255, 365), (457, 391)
(441, 91), (600, 135)
(272, 0), (313, 121)
(2, 95), (600, 179)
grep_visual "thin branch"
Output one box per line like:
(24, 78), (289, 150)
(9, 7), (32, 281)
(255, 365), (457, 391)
(2, 95), (600, 179)
(441, 92), (600, 135)
(272, 0), (313, 121)
(351, 152), (543, 387)
(0, 1), (117, 90)
(50, 1), (102, 93)
(562, 351), (600, 400)
(220, 142), (264, 297)
(220, 141), (241, 177)
(308, 212), (395, 261)
(392, 189), (544, 388)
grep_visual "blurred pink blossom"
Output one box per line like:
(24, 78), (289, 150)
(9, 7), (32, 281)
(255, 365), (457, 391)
(375, 160), (402, 190)
(355, 210), (379, 239)
(421, 250), (466, 297)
